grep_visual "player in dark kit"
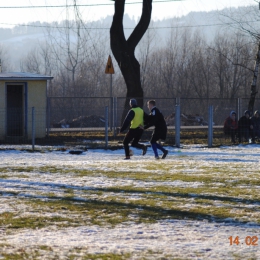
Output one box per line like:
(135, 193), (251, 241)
(144, 100), (168, 159)
(120, 99), (147, 160)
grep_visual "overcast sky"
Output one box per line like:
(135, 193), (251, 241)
(0, 0), (256, 28)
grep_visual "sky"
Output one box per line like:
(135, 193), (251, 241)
(0, 0), (256, 28)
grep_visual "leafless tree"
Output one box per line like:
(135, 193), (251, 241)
(0, 44), (12, 72)
(157, 26), (181, 97)
(110, 0), (153, 113)
(136, 22), (157, 90)
(208, 31), (255, 99)
(220, 4), (260, 113)
(188, 32), (211, 99)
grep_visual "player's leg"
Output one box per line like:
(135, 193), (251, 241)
(150, 133), (160, 159)
(123, 130), (135, 158)
(131, 128), (147, 155)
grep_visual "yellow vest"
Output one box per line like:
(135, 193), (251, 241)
(130, 107), (144, 129)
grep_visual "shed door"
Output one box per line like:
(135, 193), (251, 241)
(6, 85), (24, 136)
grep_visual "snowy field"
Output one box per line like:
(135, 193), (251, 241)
(0, 144), (260, 259)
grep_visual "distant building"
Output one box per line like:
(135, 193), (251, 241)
(0, 72), (53, 142)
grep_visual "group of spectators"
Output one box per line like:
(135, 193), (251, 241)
(224, 110), (260, 144)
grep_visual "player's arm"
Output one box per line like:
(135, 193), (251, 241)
(144, 109), (157, 129)
(120, 110), (135, 132)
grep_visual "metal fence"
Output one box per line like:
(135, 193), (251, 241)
(47, 96), (260, 127)
(0, 108), (46, 144)
(1, 97), (260, 147)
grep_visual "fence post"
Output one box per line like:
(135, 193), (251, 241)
(32, 107), (35, 151)
(110, 74), (113, 132)
(113, 97), (117, 137)
(208, 105), (213, 148)
(105, 106), (109, 149)
(237, 98), (241, 120)
(110, 97), (113, 131)
(175, 97), (180, 106)
(175, 105), (181, 148)
(46, 98), (50, 137)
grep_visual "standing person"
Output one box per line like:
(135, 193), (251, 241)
(250, 110), (260, 142)
(120, 99), (147, 160)
(238, 110), (254, 143)
(223, 111), (238, 143)
(144, 100), (168, 159)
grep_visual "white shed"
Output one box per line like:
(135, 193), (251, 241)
(0, 72), (53, 141)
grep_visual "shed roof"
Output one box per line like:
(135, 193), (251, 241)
(0, 72), (53, 81)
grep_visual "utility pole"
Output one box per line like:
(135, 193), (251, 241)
(105, 55), (115, 131)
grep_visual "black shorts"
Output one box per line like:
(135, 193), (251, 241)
(150, 129), (167, 143)
(123, 128), (144, 145)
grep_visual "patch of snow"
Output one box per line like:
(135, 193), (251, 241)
(0, 144), (260, 258)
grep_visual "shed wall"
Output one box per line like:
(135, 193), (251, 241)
(0, 80), (47, 140)
(27, 80), (47, 138)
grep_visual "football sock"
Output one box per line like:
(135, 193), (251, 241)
(151, 143), (159, 157)
(156, 143), (165, 152)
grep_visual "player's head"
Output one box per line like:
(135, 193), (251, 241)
(230, 111), (236, 120)
(147, 100), (156, 110)
(244, 110), (250, 118)
(129, 99), (137, 107)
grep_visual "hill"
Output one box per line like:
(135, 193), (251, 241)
(0, 5), (258, 71)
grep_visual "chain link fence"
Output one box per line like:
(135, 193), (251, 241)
(0, 108), (46, 144)
(1, 97), (260, 147)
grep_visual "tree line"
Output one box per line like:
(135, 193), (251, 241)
(0, 21), (257, 101)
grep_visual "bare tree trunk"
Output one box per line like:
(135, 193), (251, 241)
(248, 41), (260, 114)
(110, 0), (152, 119)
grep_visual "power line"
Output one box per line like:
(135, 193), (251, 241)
(0, 0), (184, 9)
(0, 20), (259, 30)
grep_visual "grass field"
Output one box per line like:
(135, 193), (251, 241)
(0, 144), (259, 259)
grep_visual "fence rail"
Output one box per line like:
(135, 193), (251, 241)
(1, 97), (260, 147)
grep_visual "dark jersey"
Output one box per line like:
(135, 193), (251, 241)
(238, 116), (252, 130)
(144, 106), (167, 139)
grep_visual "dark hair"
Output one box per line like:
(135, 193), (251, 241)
(147, 100), (156, 106)
(129, 99), (137, 106)
(244, 110), (250, 116)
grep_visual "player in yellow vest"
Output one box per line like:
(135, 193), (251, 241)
(120, 99), (147, 159)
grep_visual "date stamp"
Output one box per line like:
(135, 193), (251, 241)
(229, 236), (258, 246)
